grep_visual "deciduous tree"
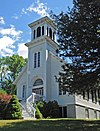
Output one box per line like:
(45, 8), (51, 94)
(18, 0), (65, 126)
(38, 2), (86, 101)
(0, 55), (27, 94)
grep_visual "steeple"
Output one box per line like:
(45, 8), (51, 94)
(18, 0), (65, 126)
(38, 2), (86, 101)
(28, 16), (57, 42)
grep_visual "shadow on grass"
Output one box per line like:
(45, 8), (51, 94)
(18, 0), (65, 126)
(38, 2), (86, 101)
(0, 119), (100, 131)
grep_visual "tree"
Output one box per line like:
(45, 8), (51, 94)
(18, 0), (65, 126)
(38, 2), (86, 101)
(53, 0), (100, 94)
(0, 55), (27, 94)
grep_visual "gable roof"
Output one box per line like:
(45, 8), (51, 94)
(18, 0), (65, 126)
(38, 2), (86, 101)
(13, 64), (27, 85)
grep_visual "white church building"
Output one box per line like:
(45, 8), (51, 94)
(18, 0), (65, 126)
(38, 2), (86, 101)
(14, 16), (100, 119)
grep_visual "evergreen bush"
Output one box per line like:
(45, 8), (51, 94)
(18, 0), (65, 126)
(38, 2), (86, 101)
(5, 95), (22, 119)
(0, 89), (7, 94)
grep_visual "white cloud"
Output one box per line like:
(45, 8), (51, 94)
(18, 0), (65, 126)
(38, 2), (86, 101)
(0, 36), (15, 56)
(1, 48), (14, 57)
(12, 0), (49, 19)
(0, 17), (5, 25)
(0, 25), (23, 39)
(12, 16), (19, 20)
(21, 8), (28, 15)
(26, 0), (49, 17)
(17, 43), (28, 58)
(20, 0), (49, 17)
(0, 36), (15, 50)
(0, 25), (23, 57)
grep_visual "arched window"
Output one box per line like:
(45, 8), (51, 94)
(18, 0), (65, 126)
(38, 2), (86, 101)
(42, 26), (44, 35)
(33, 79), (43, 95)
(33, 79), (43, 86)
(37, 27), (41, 37)
(49, 28), (52, 39)
(34, 30), (35, 39)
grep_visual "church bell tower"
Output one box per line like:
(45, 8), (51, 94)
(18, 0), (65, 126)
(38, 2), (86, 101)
(25, 16), (58, 100)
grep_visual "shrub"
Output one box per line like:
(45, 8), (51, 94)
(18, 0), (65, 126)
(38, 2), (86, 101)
(36, 100), (60, 118)
(0, 89), (7, 94)
(0, 94), (12, 119)
(43, 100), (60, 118)
(5, 95), (22, 119)
(35, 105), (43, 119)
(36, 101), (45, 115)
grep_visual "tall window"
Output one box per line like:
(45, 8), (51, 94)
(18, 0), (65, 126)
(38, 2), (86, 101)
(34, 52), (40, 68)
(94, 111), (97, 119)
(91, 90), (97, 103)
(85, 108), (89, 119)
(37, 27), (41, 37)
(34, 30), (35, 39)
(42, 26), (44, 35)
(47, 27), (48, 36)
(83, 90), (89, 100)
(22, 85), (26, 99)
(49, 28), (52, 39)
(94, 90), (97, 103)
(38, 52), (40, 67)
(34, 53), (37, 68)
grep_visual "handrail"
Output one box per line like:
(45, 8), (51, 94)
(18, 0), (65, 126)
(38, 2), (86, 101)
(26, 93), (45, 104)
(26, 94), (33, 103)
(26, 102), (36, 118)
(25, 92), (45, 118)
(19, 102), (26, 110)
(27, 102), (36, 112)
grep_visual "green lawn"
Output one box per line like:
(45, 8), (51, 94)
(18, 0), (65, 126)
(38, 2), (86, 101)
(0, 119), (100, 131)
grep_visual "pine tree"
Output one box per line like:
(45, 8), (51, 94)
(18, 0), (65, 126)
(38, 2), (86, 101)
(53, 0), (100, 94)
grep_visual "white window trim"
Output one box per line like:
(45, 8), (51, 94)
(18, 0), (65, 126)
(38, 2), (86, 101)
(33, 51), (41, 68)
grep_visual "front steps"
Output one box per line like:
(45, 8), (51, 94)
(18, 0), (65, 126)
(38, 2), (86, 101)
(22, 108), (31, 119)
(19, 101), (36, 119)
(22, 109), (36, 120)
(19, 93), (43, 119)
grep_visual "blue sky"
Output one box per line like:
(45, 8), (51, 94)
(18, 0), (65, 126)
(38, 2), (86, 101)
(0, 0), (73, 58)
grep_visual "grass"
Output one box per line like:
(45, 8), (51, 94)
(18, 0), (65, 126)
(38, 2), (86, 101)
(0, 118), (100, 131)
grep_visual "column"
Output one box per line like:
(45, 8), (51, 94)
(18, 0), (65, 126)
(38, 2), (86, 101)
(44, 24), (47, 36)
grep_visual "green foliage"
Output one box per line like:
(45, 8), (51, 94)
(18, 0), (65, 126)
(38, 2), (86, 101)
(0, 94), (22, 119)
(0, 89), (7, 94)
(35, 100), (60, 118)
(36, 100), (46, 115)
(0, 55), (27, 94)
(52, 0), (100, 94)
(35, 105), (43, 119)
(5, 95), (22, 119)
(42, 101), (60, 118)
